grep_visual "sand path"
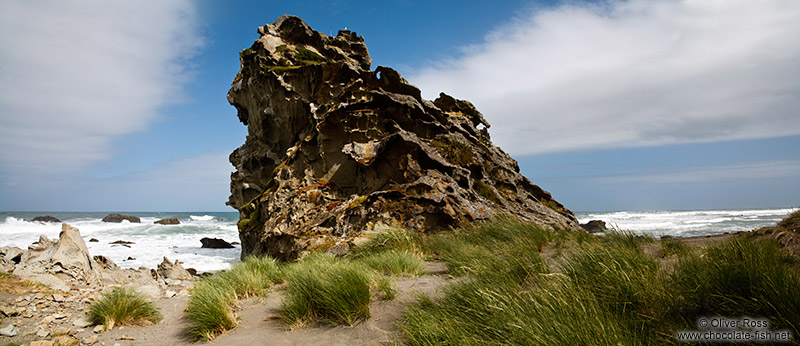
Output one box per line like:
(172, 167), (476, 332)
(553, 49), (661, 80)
(85, 262), (450, 346)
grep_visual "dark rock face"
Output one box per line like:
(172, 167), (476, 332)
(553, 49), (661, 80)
(31, 216), (61, 223)
(200, 237), (235, 249)
(155, 218), (180, 225)
(102, 213), (141, 223)
(580, 220), (608, 234)
(228, 15), (579, 260)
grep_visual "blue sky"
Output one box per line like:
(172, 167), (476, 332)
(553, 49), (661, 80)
(0, 0), (798, 212)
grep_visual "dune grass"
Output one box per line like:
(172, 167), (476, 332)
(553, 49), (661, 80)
(88, 287), (162, 331)
(281, 253), (371, 328)
(185, 255), (281, 340)
(399, 217), (800, 345)
(672, 236), (800, 336)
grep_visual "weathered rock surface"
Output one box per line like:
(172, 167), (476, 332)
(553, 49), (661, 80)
(200, 237), (235, 248)
(156, 257), (193, 281)
(101, 213), (141, 223)
(31, 215), (61, 223)
(0, 246), (23, 272)
(155, 218), (180, 225)
(580, 220), (608, 233)
(228, 15), (579, 260)
(13, 224), (101, 284)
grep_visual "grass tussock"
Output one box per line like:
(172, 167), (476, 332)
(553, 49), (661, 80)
(358, 250), (425, 277)
(660, 237), (691, 257)
(281, 253), (371, 328)
(88, 287), (161, 331)
(348, 226), (422, 258)
(185, 255), (280, 340)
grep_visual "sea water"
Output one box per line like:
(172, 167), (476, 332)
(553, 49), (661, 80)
(0, 212), (239, 273)
(0, 208), (795, 272)
(576, 208), (797, 238)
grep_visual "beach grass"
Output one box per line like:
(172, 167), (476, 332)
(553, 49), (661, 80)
(398, 217), (800, 345)
(357, 250), (425, 277)
(672, 236), (800, 335)
(281, 253), (371, 328)
(88, 287), (162, 331)
(185, 255), (281, 340)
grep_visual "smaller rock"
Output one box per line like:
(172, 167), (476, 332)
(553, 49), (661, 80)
(52, 294), (65, 302)
(165, 290), (177, 298)
(92, 324), (104, 333)
(102, 214), (141, 223)
(155, 218), (180, 225)
(231, 241), (240, 245)
(135, 285), (161, 299)
(73, 316), (93, 328)
(52, 313), (67, 319)
(200, 237), (234, 248)
(110, 240), (135, 245)
(0, 304), (17, 317)
(83, 335), (99, 345)
(89, 238), (99, 242)
(157, 257), (193, 281)
(30, 341), (54, 346)
(0, 324), (17, 336)
(580, 220), (608, 234)
(32, 215), (61, 223)
(37, 329), (50, 338)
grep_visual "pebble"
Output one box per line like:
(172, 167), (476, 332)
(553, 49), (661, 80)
(0, 324), (17, 337)
(36, 328), (50, 337)
(82, 335), (99, 345)
(52, 294), (65, 302)
(29, 341), (54, 346)
(165, 290), (177, 298)
(73, 316), (93, 328)
(92, 325), (104, 333)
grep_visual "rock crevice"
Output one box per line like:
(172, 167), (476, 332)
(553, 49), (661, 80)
(228, 15), (579, 260)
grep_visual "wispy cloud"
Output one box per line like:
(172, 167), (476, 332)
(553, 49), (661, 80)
(0, 1), (200, 177)
(410, 0), (800, 155)
(593, 160), (800, 184)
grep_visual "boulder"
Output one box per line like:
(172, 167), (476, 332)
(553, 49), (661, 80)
(31, 215), (61, 223)
(155, 218), (180, 225)
(101, 213), (141, 223)
(0, 246), (24, 273)
(227, 15), (579, 260)
(580, 220), (608, 233)
(200, 237), (234, 249)
(156, 257), (193, 281)
(13, 223), (100, 284)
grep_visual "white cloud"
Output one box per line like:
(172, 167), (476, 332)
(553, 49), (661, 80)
(0, 1), (200, 175)
(410, 0), (800, 155)
(593, 160), (800, 184)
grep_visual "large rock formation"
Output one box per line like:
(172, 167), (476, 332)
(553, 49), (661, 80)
(228, 15), (579, 260)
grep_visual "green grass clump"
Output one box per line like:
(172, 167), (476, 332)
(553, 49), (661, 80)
(348, 226), (422, 258)
(185, 255), (281, 340)
(673, 237), (800, 335)
(431, 138), (474, 165)
(88, 287), (162, 331)
(358, 250), (425, 277)
(295, 47), (330, 63)
(281, 253), (371, 328)
(660, 237), (691, 257)
(601, 229), (655, 250)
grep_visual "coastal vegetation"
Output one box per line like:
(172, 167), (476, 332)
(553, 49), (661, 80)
(182, 215), (800, 343)
(87, 287), (162, 331)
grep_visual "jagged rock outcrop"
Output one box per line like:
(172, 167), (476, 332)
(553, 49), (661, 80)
(580, 220), (608, 233)
(13, 224), (101, 284)
(228, 15), (579, 260)
(156, 257), (193, 281)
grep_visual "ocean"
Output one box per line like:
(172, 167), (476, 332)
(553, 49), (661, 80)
(1, 208), (795, 273)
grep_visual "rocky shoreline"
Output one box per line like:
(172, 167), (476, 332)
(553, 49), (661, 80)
(0, 223), (199, 346)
